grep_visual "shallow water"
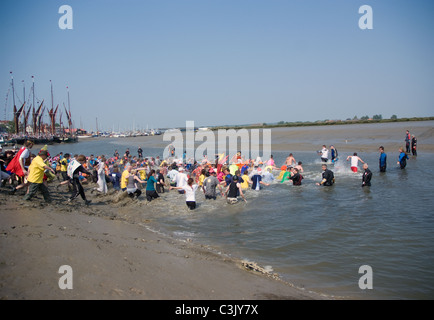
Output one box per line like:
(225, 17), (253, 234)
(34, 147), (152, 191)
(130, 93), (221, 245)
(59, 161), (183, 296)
(39, 137), (434, 299)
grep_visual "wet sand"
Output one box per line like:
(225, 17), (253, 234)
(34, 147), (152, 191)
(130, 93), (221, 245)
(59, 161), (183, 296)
(137, 120), (434, 153)
(0, 188), (324, 300)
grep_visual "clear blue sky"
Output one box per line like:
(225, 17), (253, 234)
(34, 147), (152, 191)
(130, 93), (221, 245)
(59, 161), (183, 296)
(1, 0), (433, 131)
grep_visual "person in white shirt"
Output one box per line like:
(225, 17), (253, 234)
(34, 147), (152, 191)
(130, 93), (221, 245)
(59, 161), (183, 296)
(175, 166), (188, 194)
(167, 165), (179, 186)
(319, 145), (329, 163)
(346, 153), (365, 173)
(170, 177), (198, 210)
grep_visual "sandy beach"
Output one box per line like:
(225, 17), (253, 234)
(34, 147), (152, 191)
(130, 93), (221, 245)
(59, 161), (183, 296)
(0, 190), (324, 300)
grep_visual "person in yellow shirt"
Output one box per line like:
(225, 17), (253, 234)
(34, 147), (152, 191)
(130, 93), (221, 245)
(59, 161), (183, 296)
(198, 169), (206, 187)
(23, 150), (56, 203)
(57, 153), (72, 189)
(121, 165), (132, 191)
(240, 170), (252, 190)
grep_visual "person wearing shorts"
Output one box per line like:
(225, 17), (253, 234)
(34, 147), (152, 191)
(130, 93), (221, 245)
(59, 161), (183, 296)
(346, 153), (365, 173)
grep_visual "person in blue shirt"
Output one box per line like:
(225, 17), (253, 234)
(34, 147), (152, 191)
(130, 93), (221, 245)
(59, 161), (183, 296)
(379, 146), (387, 172)
(398, 147), (409, 169)
(330, 145), (339, 164)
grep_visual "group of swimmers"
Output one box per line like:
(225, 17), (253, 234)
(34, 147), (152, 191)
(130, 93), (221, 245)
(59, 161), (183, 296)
(0, 130), (417, 210)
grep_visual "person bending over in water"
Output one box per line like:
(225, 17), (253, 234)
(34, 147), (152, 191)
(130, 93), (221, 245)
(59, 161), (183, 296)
(126, 169), (145, 199)
(316, 164), (334, 186)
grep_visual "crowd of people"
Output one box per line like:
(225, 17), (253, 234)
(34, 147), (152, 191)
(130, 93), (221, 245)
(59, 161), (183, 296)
(0, 129), (418, 210)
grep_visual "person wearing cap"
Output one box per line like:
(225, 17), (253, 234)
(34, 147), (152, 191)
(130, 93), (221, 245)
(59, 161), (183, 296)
(175, 166), (188, 194)
(202, 168), (223, 200)
(23, 150), (56, 203)
(225, 175), (247, 204)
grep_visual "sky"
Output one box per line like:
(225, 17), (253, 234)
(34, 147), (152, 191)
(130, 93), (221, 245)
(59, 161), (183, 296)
(1, 0), (433, 132)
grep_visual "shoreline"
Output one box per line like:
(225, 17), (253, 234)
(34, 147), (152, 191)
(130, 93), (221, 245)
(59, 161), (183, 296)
(0, 189), (327, 300)
(4, 120), (434, 154)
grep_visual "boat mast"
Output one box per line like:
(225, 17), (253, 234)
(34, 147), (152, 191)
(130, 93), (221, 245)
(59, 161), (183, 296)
(50, 80), (54, 110)
(10, 72), (15, 111)
(67, 86), (72, 133)
(32, 76), (35, 110)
